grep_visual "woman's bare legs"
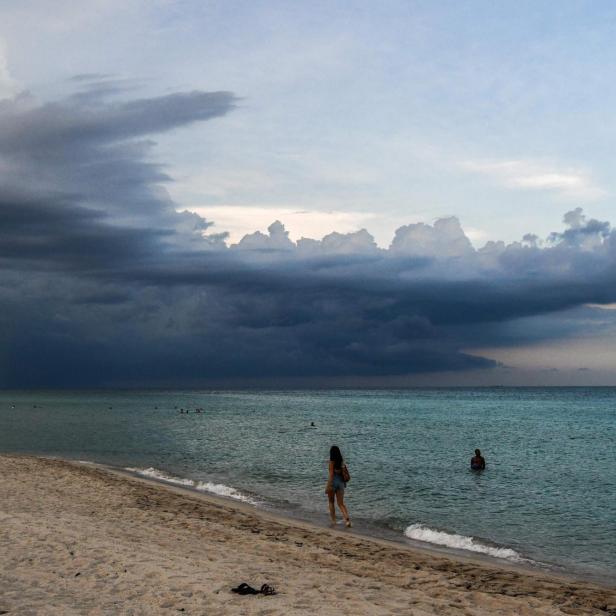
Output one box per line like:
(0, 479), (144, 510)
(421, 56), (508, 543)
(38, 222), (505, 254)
(327, 492), (337, 524)
(335, 491), (351, 527)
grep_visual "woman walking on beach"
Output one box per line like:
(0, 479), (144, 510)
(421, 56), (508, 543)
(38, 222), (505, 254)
(325, 445), (351, 527)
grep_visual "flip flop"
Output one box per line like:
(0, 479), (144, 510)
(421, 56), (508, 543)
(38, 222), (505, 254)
(231, 582), (260, 595)
(260, 583), (277, 596)
(231, 582), (277, 596)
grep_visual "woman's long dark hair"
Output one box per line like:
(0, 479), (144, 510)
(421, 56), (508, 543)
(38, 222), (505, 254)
(330, 445), (343, 470)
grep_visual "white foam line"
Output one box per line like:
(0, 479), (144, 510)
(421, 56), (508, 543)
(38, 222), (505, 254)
(194, 480), (256, 503)
(125, 467), (258, 505)
(404, 524), (528, 563)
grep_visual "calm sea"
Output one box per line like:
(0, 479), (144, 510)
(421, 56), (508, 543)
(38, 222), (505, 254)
(1, 388), (615, 584)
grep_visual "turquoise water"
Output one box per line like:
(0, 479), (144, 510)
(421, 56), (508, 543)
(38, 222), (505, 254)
(1, 388), (615, 583)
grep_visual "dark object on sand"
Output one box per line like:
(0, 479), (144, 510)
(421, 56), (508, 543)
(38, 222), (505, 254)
(231, 583), (276, 596)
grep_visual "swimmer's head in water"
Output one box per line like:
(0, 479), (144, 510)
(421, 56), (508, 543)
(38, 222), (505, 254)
(475, 449), (481, 457)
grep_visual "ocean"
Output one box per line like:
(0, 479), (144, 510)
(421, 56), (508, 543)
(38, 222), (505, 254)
(1, 388), (615, 584)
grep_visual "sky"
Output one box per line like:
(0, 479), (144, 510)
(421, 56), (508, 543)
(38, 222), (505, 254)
(1, 0), (616, 387)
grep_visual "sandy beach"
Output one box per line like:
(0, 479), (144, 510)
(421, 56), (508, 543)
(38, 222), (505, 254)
(1, 455), (615, 615)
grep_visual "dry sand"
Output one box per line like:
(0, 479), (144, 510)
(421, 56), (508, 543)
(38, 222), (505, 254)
(1, 455), (615, 615)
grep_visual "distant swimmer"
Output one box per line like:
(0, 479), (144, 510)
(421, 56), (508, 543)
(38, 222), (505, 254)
(310, 422), (316, 427)
(471, 449), (486, 471)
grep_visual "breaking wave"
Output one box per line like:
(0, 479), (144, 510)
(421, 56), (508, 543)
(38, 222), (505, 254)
(125, 467), (258, 504)
(404, 524), (527, 562)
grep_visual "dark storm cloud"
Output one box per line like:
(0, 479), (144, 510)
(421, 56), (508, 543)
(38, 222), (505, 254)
(0, 89), (235, 149)
(1, 86), (616, 387)
(0, 193), (172, 268)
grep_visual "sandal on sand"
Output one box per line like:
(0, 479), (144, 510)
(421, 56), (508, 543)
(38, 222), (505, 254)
(232, 583), (260, 595)
(231, 582), (277, 596)
(260, 584), (277, 596)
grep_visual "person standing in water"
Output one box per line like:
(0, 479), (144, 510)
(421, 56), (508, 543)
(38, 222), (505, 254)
(471, 448), (486, 470)
(325, 445), (351, 527)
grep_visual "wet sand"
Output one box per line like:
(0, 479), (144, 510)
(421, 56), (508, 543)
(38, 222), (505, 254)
(1, 454), (615, 615)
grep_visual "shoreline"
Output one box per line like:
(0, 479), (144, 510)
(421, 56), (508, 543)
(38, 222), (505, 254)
(108, 462), (573, 582)
(2, 454), (615, 615)
(108, 464), (537, 570)
(59, 457), (615, 587)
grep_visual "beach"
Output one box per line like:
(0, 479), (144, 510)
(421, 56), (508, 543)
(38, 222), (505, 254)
(1, 455), (615, 615)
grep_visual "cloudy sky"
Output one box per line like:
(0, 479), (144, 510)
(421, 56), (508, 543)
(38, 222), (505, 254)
(1, 0), (616, 387)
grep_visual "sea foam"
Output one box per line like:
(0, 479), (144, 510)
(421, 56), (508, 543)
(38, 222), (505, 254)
(404, 524), (526, 562)
(125, 467), (258, 504)
(194, 480), (255, 502)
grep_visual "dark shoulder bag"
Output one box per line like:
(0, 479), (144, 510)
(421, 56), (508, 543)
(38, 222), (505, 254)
(342, 464), (351, 483)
